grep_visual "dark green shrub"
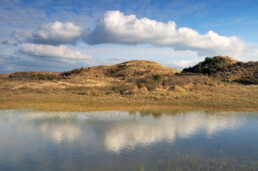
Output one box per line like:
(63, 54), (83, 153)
(153, 74), (162, 82)
(215, 63), (222, 70)
(237, 76), (258, 84)
(182, 56), (235, 75)
(33, 73), (45, 80)
(46, 76), (54, 80)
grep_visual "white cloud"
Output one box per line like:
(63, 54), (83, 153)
(19, 43), (91, 60)
(85, 11), (245, 57)
(31, 21), (84, 45)
(171, 60), (199, 68)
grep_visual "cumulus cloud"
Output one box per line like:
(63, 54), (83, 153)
(85, 11), (245, 57)
(19, 43), (91, 59)
(10, 11), (247, 58)
(31, 21), (84, 45)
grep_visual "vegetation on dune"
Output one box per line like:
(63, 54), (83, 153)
(182, 56), (258, 84)
(5, 56), (257, 85)
(7, 72), (60, 80)
(237, 76), (258, 84)
(153, 74), (162, 82)
(214, 61), (258, 83)
(104, 60), (180, 77)
(0, 56), (257, 111)
(182, 56), (237, 74)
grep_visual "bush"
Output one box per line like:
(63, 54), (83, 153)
(153, 74), (162, 82)
(237, 76), (258, 84)
(182, 56), (234, 75)
(215, 63), (222, 70)
(33, 74), (45, 80)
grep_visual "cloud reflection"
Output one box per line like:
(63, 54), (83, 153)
(39, 123), (81, 143)
(0, 110), (243, 151)
(105, 112), (241, 153)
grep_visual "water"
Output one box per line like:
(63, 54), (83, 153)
(0, 109), (258, 171)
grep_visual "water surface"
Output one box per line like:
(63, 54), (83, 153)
(0, 109), (258, 170)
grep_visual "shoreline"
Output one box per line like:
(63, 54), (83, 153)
(1, 99), (257, 112)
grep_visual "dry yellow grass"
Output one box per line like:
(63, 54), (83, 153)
(0, 59), (257, 112)
(0, 81), (257, 111)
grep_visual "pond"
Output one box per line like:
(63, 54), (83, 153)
(0, 109), (258, 170)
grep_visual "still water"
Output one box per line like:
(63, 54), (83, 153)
(0, 109), (258, 170)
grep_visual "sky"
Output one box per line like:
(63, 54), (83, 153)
(0, 0), (258, 73)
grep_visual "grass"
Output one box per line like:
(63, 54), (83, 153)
(0, 82), (257, 111)
(0, 58), (257, 112)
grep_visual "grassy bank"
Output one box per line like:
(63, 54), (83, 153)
(0, 83), (257, 112)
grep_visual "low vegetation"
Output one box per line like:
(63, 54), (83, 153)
(182, 56), (237, 74)
(182, 55), (258, 83)
(0, 57), (257, 111)
(237, 76), (258, 84)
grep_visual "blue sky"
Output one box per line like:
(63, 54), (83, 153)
(0, 0), (258, 73)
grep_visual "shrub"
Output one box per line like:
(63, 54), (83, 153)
(153, 74), (162, 82)
(35, 74), (45, 80)
(215, 63), (222, 70)
(237, 76), (258, 84)
(182, 56), (235, 75)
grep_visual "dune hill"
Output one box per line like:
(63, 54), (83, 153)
(214, 61), (258, 83)
(4, 56), (257, 85)
(1, 56), (257, 111)
(0, 56), (257, 96)
(61, 60), (180, 78)
(182, 56), (258, 84)
(5, 60), (179, 80)
(182, 56), (238, 74)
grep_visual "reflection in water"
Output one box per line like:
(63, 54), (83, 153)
(105, 112), (241, 152)
(0, 109), (257, 171)
(39, 123), (81, 143)
(0, 110), (241, 150)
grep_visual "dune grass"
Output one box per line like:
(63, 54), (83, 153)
(0, 58), (257, 112)
(0, 83), (257, 112)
